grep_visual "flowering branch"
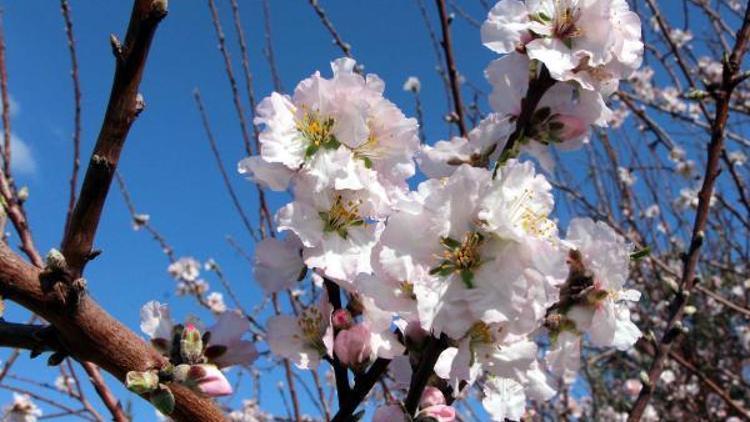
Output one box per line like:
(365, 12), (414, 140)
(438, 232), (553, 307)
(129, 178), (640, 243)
(403, 335), (448, 416)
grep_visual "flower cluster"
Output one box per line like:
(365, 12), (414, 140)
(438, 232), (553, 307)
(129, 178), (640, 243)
(421, 0), (644, 171)
(240, 0), (645, 419)
(126, 301), (257, 415)
(3, 394), (42, 422)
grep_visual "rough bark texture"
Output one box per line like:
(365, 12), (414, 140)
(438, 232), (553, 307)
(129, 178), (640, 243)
(0, 244), (224, 421)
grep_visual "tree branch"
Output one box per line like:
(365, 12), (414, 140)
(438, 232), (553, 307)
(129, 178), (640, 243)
(60, 0), (167, 276)
(60, 0), (83, 238)
(435, 0), (468, 137)
(628, 3), (750, 420)
(0, 243), (224, 421)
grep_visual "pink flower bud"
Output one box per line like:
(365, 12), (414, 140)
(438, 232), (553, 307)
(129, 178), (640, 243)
(180, 323), (203, 364)
(624, 379), (642, 397)
(333, 324), (372, 368)
(555, 114), (587, 141)
(420, 386), (446, 408)
(373, 404), (407, 422)
(420, 404), (457, 422)
(331, 309), (353, 330)
(190, 364), (233, 397)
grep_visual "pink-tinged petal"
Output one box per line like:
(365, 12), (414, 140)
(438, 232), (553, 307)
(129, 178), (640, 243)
(140, 301), (173, 341)
(420, 386), (446, 408)
(237, 156), (293, 192)
(420, 404), (457, 422)
(333, 324), (372, 368)
(373, 404), (407, 422)
(193, 365), (233, 397)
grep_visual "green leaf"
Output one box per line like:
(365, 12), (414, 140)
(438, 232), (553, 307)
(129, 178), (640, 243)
(440, 236), (461, 249)
(305, 144), (319, 158)
(630, 247), (651, 261)
(149, 384), (175, 415)
(460, 269), (475, 289)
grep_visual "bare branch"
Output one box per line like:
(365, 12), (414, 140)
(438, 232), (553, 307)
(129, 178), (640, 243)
(435, 0), (468, 137)
(628, 3), (750, 420)
(60, 0), (83, 238)
(60, 0), (168, 277)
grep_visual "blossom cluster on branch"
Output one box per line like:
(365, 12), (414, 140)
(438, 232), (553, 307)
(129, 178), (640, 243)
(233, 0), (647, 419)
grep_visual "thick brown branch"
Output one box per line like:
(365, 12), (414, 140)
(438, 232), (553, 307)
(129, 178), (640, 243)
(0, 320), (62, 353)
(0, 243), (224, 421)
(60, 0), (166, 276)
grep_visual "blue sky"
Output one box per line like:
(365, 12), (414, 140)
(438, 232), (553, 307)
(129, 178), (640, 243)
(0, 0), (496, 419)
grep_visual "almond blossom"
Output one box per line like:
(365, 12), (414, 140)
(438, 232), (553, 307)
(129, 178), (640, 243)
(485, 52), (610, 169)
(481, 0), (643, 85)
(253, 235), (305, 295)
(239, 57), (419, 197)
(266, 294), (334, 369)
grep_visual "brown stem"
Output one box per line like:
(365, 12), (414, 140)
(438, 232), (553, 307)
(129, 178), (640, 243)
(193, 89), (258, 241)
(435, 0), (468, 137)
(81, 362), (128, 422)
(403, 335), (448, 417)
(60, 0), (83, 238)
(308, 0), (353, 58)
(206, 0), (254, 157)
(0, 11), (11, 180)
(271, 294), (302, 421)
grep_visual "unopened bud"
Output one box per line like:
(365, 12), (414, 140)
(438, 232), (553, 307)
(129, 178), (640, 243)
(663, 277), (679, 292)
(180, 324), (203, 364)
(151, 0), (168, 15)
(125, 370), (159, 395)
(17, 186), (28, 203)
(331, 309), (353, 330)
(149, 384), (175, 415)
(684, 305), (696, 315)
(45, 249), (68, 272)
(333, 324), (372, 370)
(639, 370), (651, 387)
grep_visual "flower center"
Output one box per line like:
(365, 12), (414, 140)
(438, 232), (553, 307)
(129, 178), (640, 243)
(552, 1), (582, 41)
(429, 231), (486, 288)
(319, 194), (364, 239)
(468, 321), (495, 345)
(296, 109), (339, 157)
(398, 281), (417, 300)
(297, 308), (327, 354)
(508, 187), (556, 238)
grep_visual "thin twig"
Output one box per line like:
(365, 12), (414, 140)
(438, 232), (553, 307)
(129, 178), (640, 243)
(193, 89), (258, 242)
(60, 0), (83, 237)
(435, 0), (468, 137)
(206, 0), (254, 157)
(260, 0), (283, 93)
(307, 0), (353, 58)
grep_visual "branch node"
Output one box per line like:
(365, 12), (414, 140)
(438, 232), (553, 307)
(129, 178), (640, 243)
(135, 92), (146, 116)
(109, 34), (124, 61)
